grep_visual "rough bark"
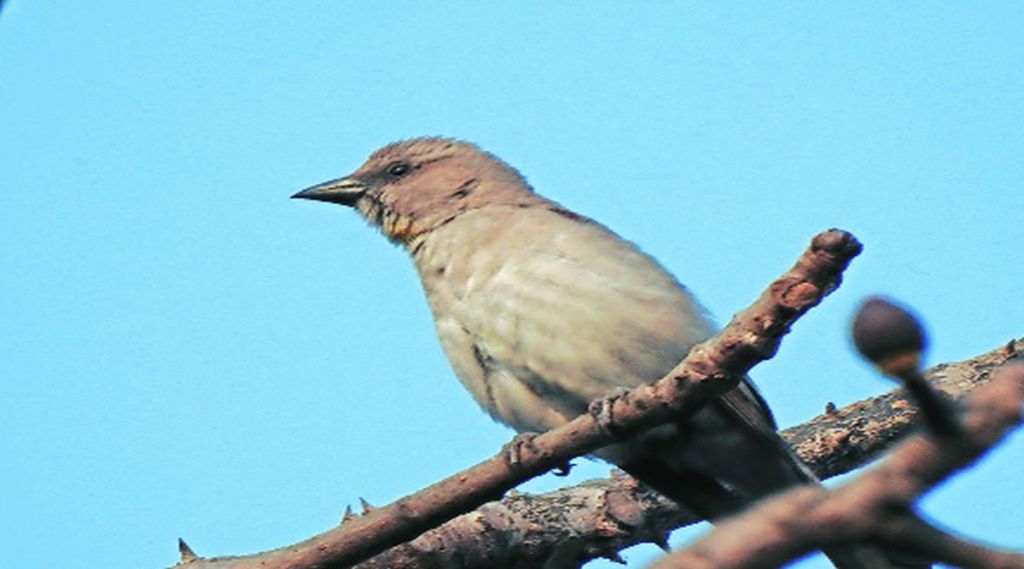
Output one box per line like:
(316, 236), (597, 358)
(167, 230), (1021, 569)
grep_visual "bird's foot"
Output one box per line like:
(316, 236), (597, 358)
(588, 387), (632, 440)
(503, 432), (540, 469)
(503, 433), (573, 476)
(551, 462), (573, 476)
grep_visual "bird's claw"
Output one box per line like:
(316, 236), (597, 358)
(588, 387), (632, 440)
(504, 432), (539, 470)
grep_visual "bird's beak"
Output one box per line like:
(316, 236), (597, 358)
(291, 177), (367, 206)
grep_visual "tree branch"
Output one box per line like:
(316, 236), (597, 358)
(347, 338), (1023, 569)
(650, 364), (1024, 569)
(169, 229), (862, 569)
(876, 518), (1024, 569)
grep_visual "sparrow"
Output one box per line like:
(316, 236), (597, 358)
(293, 137), (913, 568)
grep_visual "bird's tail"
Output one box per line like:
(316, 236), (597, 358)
(619, 457), (928, 569)
(609, 385), (931, 569)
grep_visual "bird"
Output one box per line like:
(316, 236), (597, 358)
(292, 137), (915, 568)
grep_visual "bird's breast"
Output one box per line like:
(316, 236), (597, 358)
(409, 206), (717, 431)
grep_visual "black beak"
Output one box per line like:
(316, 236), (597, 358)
(291, 177), (367, 206)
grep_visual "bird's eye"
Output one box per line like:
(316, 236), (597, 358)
(387, 162), (411, 177)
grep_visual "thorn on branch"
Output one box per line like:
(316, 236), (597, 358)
(1002, 338), (1018, 357)
(359, 498), (376, 515)
(178, 538), (198, 563)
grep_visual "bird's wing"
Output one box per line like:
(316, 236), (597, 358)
(421, 205), (815, 491)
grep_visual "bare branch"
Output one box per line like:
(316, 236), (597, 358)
(650, 364), (1024, 569)
(876, 519), (1024, 569)
(786, 337), (1022, 479)
(348, 339), (1023, 569)
(168, 230), (861, 569)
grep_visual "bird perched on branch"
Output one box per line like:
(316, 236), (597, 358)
(293, 137), (914, 568)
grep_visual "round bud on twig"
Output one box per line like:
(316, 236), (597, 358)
(852, 296), (959, 435)
(851, 296), (927, 375)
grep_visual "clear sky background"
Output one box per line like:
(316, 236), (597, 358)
(2, 3), (1022, 568)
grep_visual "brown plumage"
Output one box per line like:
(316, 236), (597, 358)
(294, 137), (920, 568)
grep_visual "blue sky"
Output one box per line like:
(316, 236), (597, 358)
(2, 3), (1022, 568)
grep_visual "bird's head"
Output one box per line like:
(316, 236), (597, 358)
(293, 137), (542, 245)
